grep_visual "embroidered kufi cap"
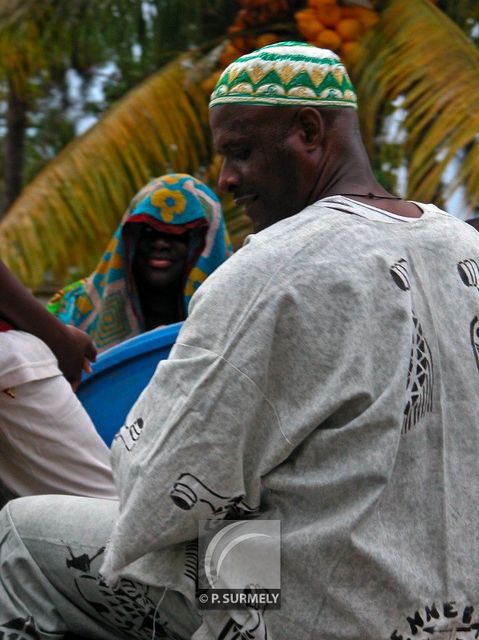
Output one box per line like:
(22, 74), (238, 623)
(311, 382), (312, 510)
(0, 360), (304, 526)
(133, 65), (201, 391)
(209, 41), (357, 109)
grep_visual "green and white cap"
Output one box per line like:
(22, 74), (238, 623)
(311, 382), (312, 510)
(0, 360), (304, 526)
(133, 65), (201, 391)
(209, 41), (357, 109)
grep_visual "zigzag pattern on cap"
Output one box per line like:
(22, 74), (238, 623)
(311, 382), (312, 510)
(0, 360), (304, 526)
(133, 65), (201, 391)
(209, 41), (357, 109)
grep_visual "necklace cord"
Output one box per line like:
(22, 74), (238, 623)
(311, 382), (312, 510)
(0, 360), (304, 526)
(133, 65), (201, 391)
(336, 192), (402, 200)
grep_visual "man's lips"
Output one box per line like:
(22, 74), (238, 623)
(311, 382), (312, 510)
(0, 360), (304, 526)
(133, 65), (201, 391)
(147, 256), (174, 268)
(234, 194), (258, 208)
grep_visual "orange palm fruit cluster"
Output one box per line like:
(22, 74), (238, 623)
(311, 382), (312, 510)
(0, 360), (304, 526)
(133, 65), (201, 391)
(295, 0), (379, 65)
(202, 0), (294, 94)
(219, 0), (293, 67)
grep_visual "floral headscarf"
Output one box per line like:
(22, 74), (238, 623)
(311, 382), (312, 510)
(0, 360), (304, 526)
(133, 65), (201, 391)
(48, 174), (232, 352)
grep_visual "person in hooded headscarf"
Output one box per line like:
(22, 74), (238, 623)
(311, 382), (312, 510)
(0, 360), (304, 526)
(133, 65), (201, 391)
(0, 174), (231, 503)
(48, 173), (232, 352)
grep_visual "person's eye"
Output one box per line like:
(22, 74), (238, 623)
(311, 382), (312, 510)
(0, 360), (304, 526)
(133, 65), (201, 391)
(234, 148), (250, 161)
(227, 147), (250, 161)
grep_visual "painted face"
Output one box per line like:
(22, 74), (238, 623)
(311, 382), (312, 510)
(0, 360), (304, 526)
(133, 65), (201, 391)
(133, 224), (189, 291)
(210, 104), (312, 233)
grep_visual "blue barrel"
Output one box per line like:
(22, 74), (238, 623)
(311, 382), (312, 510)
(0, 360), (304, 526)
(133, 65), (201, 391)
(77, 322), (183, 446)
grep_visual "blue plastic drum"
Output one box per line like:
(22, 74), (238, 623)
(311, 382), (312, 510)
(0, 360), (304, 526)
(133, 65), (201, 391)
(77, 322), (183, 446)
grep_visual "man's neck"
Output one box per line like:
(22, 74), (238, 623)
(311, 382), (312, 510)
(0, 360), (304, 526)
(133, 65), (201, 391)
(330, 192), (423, 219)
(318, 173), (423, 219)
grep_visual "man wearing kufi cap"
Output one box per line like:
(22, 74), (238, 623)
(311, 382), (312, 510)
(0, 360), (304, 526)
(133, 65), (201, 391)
(1, 42), (479, 640)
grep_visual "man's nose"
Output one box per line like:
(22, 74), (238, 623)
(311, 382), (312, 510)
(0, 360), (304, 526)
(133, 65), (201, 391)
(150, 233), (173, 248)
(218, 159), (239, 194)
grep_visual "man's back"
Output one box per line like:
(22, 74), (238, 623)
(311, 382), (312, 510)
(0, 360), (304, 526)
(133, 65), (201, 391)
(244, 197), (479, 638)
(224, 197), (479, 638)
(104, 196), (479, 638)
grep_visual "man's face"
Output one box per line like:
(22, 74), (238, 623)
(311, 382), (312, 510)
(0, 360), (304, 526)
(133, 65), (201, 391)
(133, 224), (189, 291)
(210, 105), (312, 233)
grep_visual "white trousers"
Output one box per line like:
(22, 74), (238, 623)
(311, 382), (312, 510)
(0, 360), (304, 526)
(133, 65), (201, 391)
(0, 331), (116, 499)
(0, 495), (201, 639)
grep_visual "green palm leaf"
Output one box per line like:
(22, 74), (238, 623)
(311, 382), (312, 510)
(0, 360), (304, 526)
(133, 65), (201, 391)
(354, 0), (479, 210)
(0, 53), (250, 290)
(0, 0), (239, 101)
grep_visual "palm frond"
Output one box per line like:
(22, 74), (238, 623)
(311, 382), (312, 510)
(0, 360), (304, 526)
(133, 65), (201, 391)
(0, 55), (212, 288)
(0, 0), (238, 90)
(354, 0), (479, 210)
(0, 51), (250, 290)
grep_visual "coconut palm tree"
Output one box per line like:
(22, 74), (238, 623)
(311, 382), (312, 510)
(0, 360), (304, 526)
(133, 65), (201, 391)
(0, 55), (223, 289)
(354, 0), (479, 211)
(0, 0), (237, 211)
(0, 0), (478, 290)
(0, 0), (144, 210)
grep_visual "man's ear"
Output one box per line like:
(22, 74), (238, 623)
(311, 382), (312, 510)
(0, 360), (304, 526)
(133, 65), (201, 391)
(297, 107), (323, 151)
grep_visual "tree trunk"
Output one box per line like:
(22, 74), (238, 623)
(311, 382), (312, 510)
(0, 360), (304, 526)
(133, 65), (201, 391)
(2, 77), (28, 216)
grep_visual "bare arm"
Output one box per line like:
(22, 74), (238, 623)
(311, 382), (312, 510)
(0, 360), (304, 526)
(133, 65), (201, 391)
(0, 260), (96, 385)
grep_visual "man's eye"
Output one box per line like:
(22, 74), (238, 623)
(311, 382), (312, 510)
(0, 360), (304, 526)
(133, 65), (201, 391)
(233, 149), (250, 161)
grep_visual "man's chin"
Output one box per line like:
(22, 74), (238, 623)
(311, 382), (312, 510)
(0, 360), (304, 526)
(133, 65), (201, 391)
(245, 207), (268, 234)
(249, 211), (283, 234)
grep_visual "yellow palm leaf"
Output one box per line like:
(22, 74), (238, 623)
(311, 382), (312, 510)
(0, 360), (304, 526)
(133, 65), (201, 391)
(354, 0), (479, 209)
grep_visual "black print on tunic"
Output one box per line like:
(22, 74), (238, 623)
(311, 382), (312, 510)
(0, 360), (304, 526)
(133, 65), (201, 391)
(64, 546), (181, 640)
(170, 473), (257, 519)
(402, 315), (434, 434)
(390, 601), (479, 639)
(457, 259), (479, 375)
(116, 416), (144, 451)
(184, 540), (199, 583)
(390, 259), (434, 434)
(390, 259), (411, 291)
(458, 258), (479, 288)
(218, 601), (268, 640)
(470, 316), (479, 371)
(0, 617), (41, 640)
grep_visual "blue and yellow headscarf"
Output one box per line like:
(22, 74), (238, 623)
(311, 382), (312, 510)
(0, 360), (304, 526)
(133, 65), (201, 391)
(48, 174), (232, 352)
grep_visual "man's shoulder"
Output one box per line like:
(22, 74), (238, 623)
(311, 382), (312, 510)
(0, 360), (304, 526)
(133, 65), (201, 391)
(203, 199), (479, 297)
(246, 202), (349, 252)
